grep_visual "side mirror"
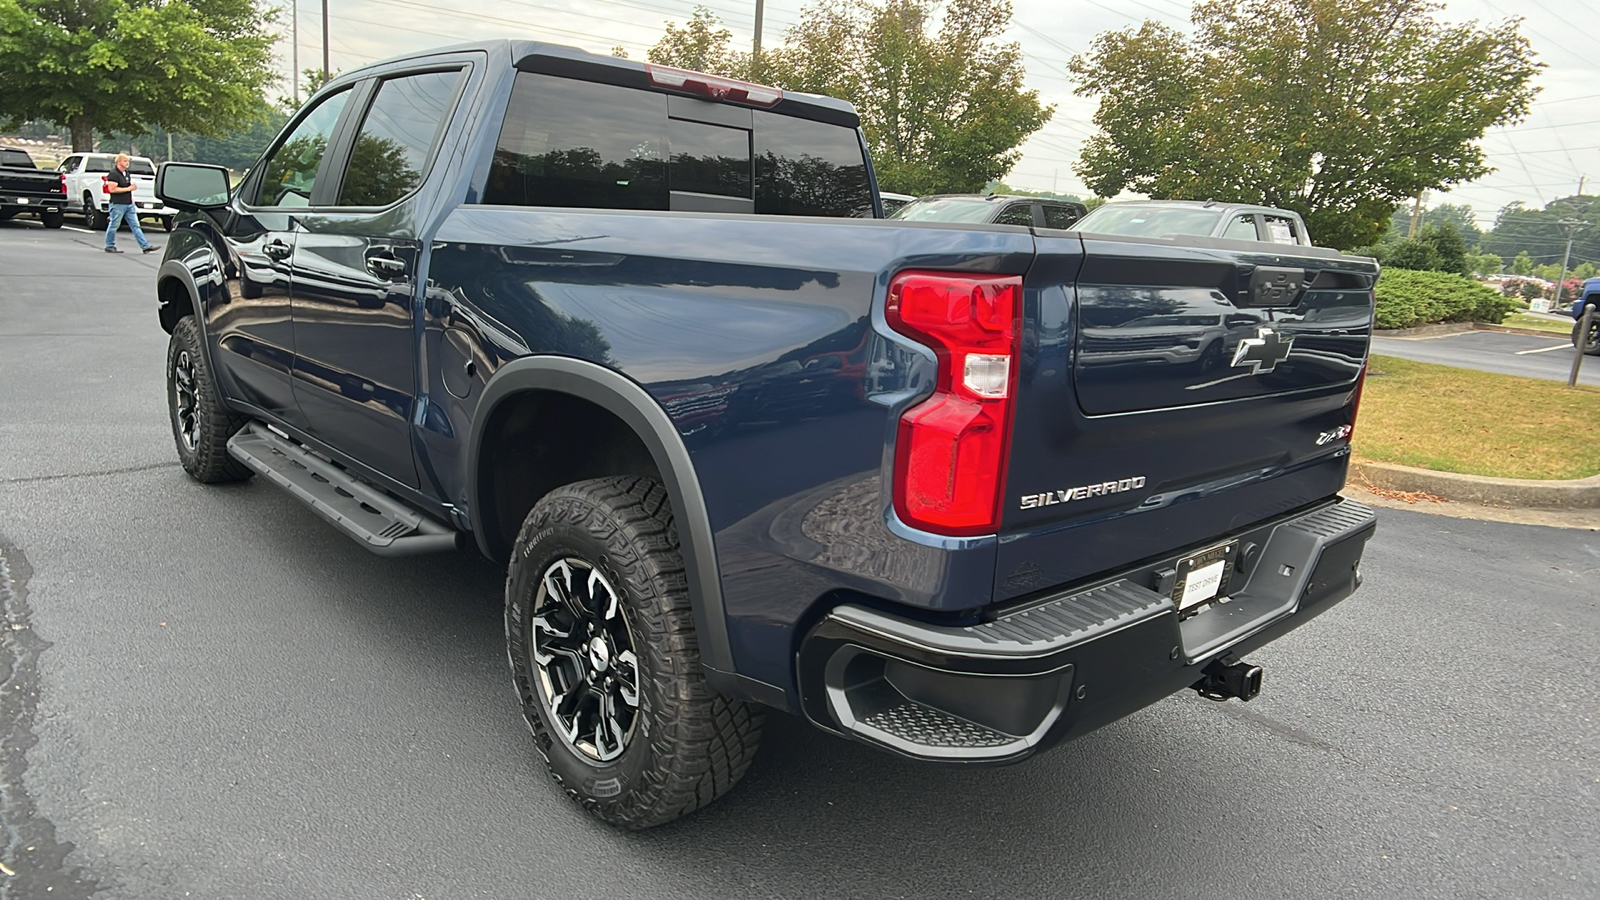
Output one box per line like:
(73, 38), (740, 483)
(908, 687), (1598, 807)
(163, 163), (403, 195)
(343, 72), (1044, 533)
(156, 162), (232, 211)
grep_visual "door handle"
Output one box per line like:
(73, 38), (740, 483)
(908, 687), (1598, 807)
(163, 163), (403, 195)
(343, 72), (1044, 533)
(262, 239), (291, 260)
(366, 251), (407, 279)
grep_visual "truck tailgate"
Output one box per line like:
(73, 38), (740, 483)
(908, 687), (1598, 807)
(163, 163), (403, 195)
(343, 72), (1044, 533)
(995, 233), (1376, 602)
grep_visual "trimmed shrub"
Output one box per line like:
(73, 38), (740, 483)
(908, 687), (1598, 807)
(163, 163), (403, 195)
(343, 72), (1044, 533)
(1373, 268), (1518, 329)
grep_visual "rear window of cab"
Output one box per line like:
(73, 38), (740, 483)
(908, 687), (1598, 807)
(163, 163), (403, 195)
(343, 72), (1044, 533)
(483, 72), (871, 217)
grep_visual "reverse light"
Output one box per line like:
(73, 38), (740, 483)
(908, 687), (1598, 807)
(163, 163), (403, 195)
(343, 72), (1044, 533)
(645, 64), (783, 106)
(885, 271), (1023, 536)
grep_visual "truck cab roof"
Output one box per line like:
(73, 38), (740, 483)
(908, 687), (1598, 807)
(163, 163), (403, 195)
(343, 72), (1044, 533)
(325, 39), (861, 128)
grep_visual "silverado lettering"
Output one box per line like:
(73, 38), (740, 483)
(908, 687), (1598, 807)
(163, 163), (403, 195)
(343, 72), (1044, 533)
(1020, 476), (1148, 509)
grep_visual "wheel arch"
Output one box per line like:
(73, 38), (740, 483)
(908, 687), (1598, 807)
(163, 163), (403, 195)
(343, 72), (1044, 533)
(469, 356), (746, 688)
(156, 260), (200, 335)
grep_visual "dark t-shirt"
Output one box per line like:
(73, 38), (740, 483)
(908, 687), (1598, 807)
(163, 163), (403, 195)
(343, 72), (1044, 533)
(106, 167), (133, 205)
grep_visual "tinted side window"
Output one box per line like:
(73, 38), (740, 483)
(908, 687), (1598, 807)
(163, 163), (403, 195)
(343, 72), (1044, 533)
(338, 69), (463, 207)
(128, 159), (156, 176)
(753, 110), (870, 217)
(1042, 204), (1082, 229)
(1222, 214), (1257, 240)
(994, 203), (1034, 226)
(58, 157), (79, 173)
(484, 72), (666, 210)
(254, 88), (351, 207)
(85, 156), (113, 173)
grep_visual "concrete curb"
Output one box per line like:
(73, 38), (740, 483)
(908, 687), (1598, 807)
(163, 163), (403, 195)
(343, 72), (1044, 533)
(1349, 460), (1600, 509)
(1373, 322), (1573, 340)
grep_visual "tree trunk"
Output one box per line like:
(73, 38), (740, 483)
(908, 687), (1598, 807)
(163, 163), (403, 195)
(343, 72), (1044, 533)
(70, 115), (95, 152)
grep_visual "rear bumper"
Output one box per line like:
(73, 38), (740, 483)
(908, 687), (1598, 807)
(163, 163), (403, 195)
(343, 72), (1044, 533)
(797, 499), (1376, 762)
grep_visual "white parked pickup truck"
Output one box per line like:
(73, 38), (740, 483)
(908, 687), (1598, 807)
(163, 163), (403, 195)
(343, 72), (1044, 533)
(56, 153), (177, 231)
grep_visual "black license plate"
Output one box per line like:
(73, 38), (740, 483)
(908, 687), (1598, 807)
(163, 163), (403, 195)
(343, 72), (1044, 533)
(1172, 541), (1238, 613)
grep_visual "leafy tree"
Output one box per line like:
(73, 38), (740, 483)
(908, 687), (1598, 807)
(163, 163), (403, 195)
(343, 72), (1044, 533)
(1385, 202), (1481, 246)
(1384, 238), (1441, 273)
(0, 0), (280, 151)
(1467, 251), (1502, 277)
(648, 6), (746, 76)
(650, 0), (1053, 195)
(1509, 251), (1534, 276)
(1479, 196), (1600, 269)
(1067, 0), (1540, 250)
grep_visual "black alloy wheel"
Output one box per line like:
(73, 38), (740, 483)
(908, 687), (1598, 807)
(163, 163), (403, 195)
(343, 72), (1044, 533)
(166, 316), (253, 483)
(1576, 317), (1600, 356)
(506, 476), (763, 829)
(529, 556), (642, 763)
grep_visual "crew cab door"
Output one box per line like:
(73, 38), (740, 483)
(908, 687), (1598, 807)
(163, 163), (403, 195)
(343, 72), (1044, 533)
(209, 86), (356, 427)
(287, 65), (469, 489)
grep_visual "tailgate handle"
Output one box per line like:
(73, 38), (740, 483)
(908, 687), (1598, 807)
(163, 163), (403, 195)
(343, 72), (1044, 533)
(1244, 266), (1306, 307)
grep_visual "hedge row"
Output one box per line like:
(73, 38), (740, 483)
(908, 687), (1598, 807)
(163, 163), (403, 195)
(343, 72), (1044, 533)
(1373, 268), (1519, 330)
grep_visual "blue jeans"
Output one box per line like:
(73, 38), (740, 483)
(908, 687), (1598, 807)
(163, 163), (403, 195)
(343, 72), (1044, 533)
(104, 203), (151, 250)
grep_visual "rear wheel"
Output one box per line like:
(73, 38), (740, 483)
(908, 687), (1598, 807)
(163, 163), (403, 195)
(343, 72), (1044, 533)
(83, 194), (104, 229)
(162, 216), (175, 233)
(506, 475), (763, 829)
(167, 316), (253, 483)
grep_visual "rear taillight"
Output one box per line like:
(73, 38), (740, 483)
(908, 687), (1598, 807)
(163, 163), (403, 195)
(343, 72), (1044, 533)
(645, 64), (783, 106)
(885, 271), (1022, 536)
(58, 173), (66, 194)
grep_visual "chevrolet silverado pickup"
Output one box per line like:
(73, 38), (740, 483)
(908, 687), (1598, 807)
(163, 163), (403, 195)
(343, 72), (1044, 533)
(0, 147), (67, 228)
(153, 40), (1379, 829)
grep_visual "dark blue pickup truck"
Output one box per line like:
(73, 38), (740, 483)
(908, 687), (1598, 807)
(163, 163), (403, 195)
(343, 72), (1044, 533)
(154, 41), (1378, 828)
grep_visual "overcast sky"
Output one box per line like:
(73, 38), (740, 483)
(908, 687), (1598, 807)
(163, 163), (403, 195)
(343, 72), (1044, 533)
(278, 0), (1600, 227)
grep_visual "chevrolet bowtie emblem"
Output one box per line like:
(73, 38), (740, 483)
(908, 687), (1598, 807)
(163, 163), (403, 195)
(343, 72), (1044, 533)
(1232, 327), (1294, 374)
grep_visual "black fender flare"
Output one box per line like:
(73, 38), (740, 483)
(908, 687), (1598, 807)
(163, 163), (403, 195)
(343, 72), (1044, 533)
(156, 258), (222, 375)
(469, 356), (765, 699)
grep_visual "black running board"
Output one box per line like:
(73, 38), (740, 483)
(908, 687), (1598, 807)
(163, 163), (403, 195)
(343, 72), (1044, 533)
(227, 423), (460, 557)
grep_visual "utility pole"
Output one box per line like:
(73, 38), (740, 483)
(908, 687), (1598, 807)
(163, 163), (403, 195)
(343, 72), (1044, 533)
(1553, 220), (1583, 310)
(321, 0), (329, 81)
(751, 0), (765, 76)
(1407, 192), (1425, 238)
(292, 0), (300, 105)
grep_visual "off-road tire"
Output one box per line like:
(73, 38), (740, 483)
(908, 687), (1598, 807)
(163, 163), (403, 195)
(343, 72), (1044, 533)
(1575, 317), (1600, 356)
(167, 316), (253, 483)
(83, 194), (103, 230)
(506, 475), (763, 829)
(40, 209), (63, 229)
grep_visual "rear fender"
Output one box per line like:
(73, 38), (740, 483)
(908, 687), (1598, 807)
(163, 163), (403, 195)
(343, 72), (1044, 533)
(468, 356), (784, 708)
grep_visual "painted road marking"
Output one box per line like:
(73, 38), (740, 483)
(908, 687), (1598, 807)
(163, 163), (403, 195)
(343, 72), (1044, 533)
(1514, 343), (1572, 355)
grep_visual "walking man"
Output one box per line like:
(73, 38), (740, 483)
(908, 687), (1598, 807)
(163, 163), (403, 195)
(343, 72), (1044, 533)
(103, 153), (158, 254)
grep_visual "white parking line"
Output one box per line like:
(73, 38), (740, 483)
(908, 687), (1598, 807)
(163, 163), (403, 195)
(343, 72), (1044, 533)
(1514, 343), (1571, 355)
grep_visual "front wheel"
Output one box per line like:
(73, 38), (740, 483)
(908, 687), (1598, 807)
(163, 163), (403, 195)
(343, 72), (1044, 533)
(167, 316), (253, 483)
(506, 475), (763, 829)
(1575, 317), (1600, 356)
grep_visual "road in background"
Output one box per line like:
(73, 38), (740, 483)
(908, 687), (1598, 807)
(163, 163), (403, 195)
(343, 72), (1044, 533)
(1372, 329), (1600, 386)
(2, 221), (1597, 899)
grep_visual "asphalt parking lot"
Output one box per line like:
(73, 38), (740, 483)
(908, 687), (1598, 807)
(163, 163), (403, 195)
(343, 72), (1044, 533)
(2, 219), (1598, 899)
(1372, 328), (1600, 386)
